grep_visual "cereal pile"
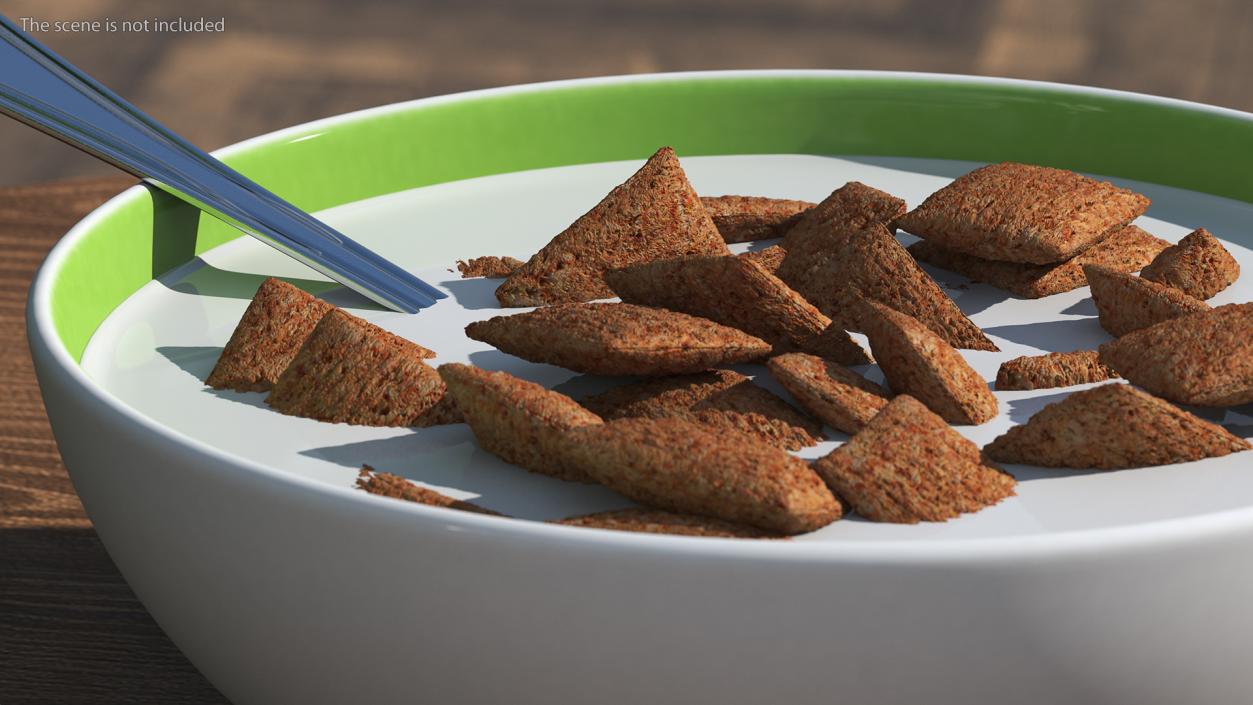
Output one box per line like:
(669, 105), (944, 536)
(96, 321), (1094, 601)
(207, 147), (1251, 538)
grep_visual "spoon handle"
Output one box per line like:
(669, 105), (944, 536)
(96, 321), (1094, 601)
(0, 14), (444, 312)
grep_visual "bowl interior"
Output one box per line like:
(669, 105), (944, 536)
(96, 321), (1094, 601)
(42, 72), (1253, 362)
(79, 151), (1253, 542)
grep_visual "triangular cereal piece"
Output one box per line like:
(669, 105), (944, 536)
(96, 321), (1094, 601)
(580, 369), (822, 450)
(561, 417), (840, 535)
(985, 383), (1249, 469)
(266, 309), (444, 426)
(896, 162), (1150, 264)
(495, 147), (728, 306)
(457, 256), (524, 278)
(701, 195), (815, 243)
(356, 466), (502, 515)
(439, 363), (602, 482)
(206, 277), (335, 392)
(857, 300), (997, 424)
(766, 352), (888, 434)
(779, 181), (906, 254)
(779, 224), (997, 351)
(737, 245), (786, 274)
(812, 395), (1015, 523)
(909, 224), (1170, 298)
(995, 350), (1117, 391)
(465, 302), (771, 376)
(1140, 228), (1241, 300)
(605, 255), (869, 364)
(554, 508), (781, 538)
(1083, 264), (1209, 337)
(1098, 303), (1253, 406)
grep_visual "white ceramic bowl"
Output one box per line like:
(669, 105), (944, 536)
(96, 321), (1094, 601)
(28, 72), (1253, 705)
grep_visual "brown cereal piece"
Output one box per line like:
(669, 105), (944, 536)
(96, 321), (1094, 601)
(439, 363), (602, 482)
(1084, 264), (1210, 337)
(737, 245), (786, 274)
(206, 277), (336, 392)
(554, 508), (781, 538)
(580, 369), (822, 450)
(356, 466), (503, 515)
(561, 417), (841, 535)
(779, 224), (997, 351)
(496, 147), (728, 306)
(465, 302), (771, 376)
(267, 310), (444, 426)
(984, 383), (1249, 469)
(896, 162), (1151, 264)
(1098, 303), (1253, 406)
(908, 224), (1170, 298)
(766, 352), (889, 434)
(995, 350), (1118, 391)
(857, 300), (998, 425)
(605, 255), (869, 364)
(812, 395), (1016, 523)
(456, 256), (525, 278)
(701, 195), (815, 243)
(779, 181), (907, 254)
(1140, 228), (1241, 300)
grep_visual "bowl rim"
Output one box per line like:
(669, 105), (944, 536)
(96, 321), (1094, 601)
(28, 69), (1253, 563)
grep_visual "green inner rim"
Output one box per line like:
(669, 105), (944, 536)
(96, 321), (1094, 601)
(48, 74), (1253, 362)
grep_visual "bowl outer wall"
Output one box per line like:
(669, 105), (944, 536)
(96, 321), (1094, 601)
(32, 355), (1253, 704)
(26, 71), (1253, 704)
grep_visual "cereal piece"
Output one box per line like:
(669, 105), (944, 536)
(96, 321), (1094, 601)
(439, 363), (602, 482)
(605, 255), (869, 364)
(555, 508), (781, 538)
(206, 278), (336, 392)
(456, 256), (525, 278)
(1098, 303), (1253, 406)
(356, 466), (502, 515)
(562, 417), (841, 535)
(580, 369), (822, 450)
(737, 245), (786, 274)
(701, 195), (815, 243)
(984, 383), (1249, 469)
(908, 224), (1170, 298)
(496, 147), (727, 306)
(766, 352), (889, 434)
(896, 162), (1151, 264)
(267, 310), (444, 426)
(1140, 228), (1240, 300)
(778, 224), (997, 351)
(812, 395), (1016, 523)
(1084, 264), (1209, 337)
(857, 300), (997, 425)
(779, 181), (906, 254)
(995, 350), (1118, 391)
(465, 302), (771, 376)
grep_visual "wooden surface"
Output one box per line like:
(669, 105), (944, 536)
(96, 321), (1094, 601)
(0, 177), (228, 704)
(0, 2), (1251, 701)
(1, 0), (1251, 186)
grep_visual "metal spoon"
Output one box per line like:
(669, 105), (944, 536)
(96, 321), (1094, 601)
(0, 13), (445, 312)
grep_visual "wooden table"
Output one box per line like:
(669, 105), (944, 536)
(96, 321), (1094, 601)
(0, 177), (229, 704)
